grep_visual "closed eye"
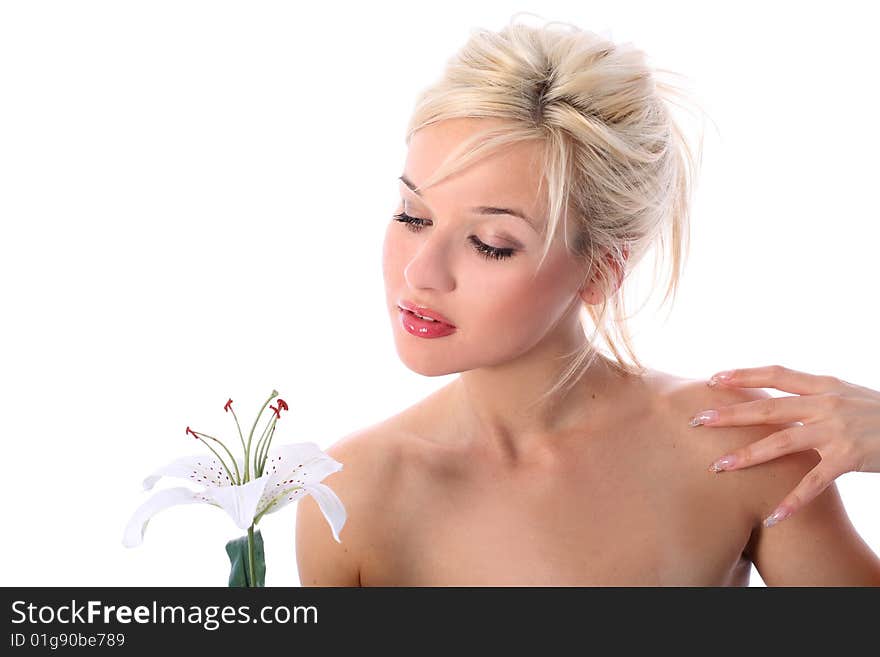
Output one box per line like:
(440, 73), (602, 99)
(392, 211), (517, 261)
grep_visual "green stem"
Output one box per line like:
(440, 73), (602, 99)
(247, 523), (256, 587)
(244, 390), (278, 483)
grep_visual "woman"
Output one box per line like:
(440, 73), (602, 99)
(295, 17), (880, 586)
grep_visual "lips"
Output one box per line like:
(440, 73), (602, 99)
(397, 299), (455, 327)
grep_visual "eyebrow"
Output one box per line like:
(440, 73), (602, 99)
(398, 174), (538, 232)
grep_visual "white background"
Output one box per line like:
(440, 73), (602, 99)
(1, 0), (877, 587)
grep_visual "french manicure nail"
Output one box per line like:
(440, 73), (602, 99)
(763, 505), (791, 528)
(689, 410), (719, 426)
(708, 370), (735, 387)
(708, 454), (737, 472)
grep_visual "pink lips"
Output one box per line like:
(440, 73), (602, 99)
(397, 299), (455, 327)
(398, 307), (458, 338)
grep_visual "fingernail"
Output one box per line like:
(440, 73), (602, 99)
(689, 409), (719, 427)
(708, 454), (737, 472)
(763, 505), (791, 528)
(708, 370), (735, 387)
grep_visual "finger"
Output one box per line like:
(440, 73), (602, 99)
(761, 462), (841, 528)
(707, 423), (816, 472)
(690, 393), (826, 427)
(707, 364), (842, 395)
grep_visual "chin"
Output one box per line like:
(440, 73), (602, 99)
(392, 343), (464, 378)
(406, 365), (459, 378)
(396, 353), (462, 378)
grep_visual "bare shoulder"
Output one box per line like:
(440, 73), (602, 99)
(658, 370), (804, 455)
(657, 372), (819, 524)
(322, 421), (408, 502)
(658, 371), (880, 585)
(295, 420), (407, 586)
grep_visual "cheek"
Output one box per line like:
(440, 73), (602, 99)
(470, 263), (575, 340)
(488, 261), (571, 316)
(381, 224), (405, 284)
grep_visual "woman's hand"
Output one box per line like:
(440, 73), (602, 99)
(690, 365), (880, 527)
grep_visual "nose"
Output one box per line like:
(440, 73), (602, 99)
(403, 233), (455, 292)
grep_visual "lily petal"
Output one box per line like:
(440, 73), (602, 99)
(303, 482), (347, 543)
(254, 442), (343, 520)
(143, 454), (246, 490)
(122, 486), (217, 548)
(203, 474), (272, 531)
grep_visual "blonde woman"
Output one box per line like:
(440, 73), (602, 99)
(296, 16), (880, 586)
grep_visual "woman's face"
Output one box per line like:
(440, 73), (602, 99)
(382, 118), (590, 377)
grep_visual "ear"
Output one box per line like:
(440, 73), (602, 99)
(578, 245), (630, 306)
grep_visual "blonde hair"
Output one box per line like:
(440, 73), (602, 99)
(403, 12), (709, 408)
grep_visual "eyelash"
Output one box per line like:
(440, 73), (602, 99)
(392, 211), (517, 261)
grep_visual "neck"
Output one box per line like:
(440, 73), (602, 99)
(448, 317), (626, 464)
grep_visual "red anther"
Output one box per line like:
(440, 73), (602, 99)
(270, 399), (289, 419)
(224, 398), (233, 413)
(186, 426), (199, 439)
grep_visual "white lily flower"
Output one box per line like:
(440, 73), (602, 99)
(123, 441), (345, 548)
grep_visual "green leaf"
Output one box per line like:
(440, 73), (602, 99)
(225, 529), (266, 587)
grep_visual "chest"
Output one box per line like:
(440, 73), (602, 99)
(361, 433), (754, 586)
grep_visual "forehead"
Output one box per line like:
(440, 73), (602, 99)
(404, 118), (546, 211)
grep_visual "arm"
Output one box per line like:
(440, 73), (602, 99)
(295, 439), (363, 586)
(744, 444), (880, 586)
(713, 388), (880, 585)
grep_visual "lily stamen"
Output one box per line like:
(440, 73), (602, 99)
(252, 417), (277, 479)
(259, 400), (288, 476)
(186, 426), (241, 485)
(243, 390), (279, 482)
(256, 422), (277, 478)
(224, 398), (248, 458)
(253, 399), (287, 478)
